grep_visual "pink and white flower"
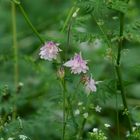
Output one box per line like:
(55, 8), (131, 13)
(63, 53), (89, 74)
(85, 76), (97, 94)
(39, 41), (61, 61)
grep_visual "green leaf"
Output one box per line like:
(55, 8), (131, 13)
(124, 19), (140, 43)
(107, 0), (128, 13)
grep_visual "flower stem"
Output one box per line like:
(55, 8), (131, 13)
(11, 0), (45, 44)
(116, 93), (120, 139)
(67, 97), (78, 131)
(115, 12), (132, 133)
(11, 2), (18, 88)
(11, 1), (18, 120)
(18, 4), (45, 44)
(61, 6), (75, 33)
(61, 79), (67, 140)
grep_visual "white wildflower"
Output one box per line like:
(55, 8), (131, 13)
(104, 123), (111, 128)
(74, 109), (80, 115)
(78, 102), (83, 106)
(83, 112), (88, 119)
(95, 105), (102, 112)
(19, 135), (28, 140)
(93, 128), (98, 133)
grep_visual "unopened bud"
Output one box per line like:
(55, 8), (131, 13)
(57, 67), (65, 79)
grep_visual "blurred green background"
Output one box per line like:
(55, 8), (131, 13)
(0, 0), (140, 139)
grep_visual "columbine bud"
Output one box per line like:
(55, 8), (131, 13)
(57, 67), (65, 79)
(80, 75), (89, 84)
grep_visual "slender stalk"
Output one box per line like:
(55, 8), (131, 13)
(11, 1), (45, 44)
(115, 12), (132, 133)
(67, 97), (78, 131)
(11, 1), (18, 120)
(61, 6), (75, 32)
(18, 4), (45, 44)
(116, 93), (120, 139)
(12, 2), (18, 88)
(91, 14), (116, 62)
(78, 118), (86, 140)
(61, 79), (67, 140)
(91, 14), (112, 49)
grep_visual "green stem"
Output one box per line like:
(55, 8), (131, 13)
(91, 14), (116, 62)
(11, 0), (45, 44)
(18, 4), (45, 44)
(67, 97), (78, 131)
(61, 79), (67, 140)
(115, 12), (132, 133)
(78, 118), (86, 140)
(61, 6), (75, 32)
(12, 2), (18, 88)
(91, 14), (112, 49)
(11, 1), (18, 120)
(116, 92), (120, 139)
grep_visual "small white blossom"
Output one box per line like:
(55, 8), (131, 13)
(83, 112), (88, 119)
(19, 135), (28, 140)
(93, 128), (98, 133)
(126, 131), (130, 137)
(104, 123), (111, 128)
(78, 102), (83, 106)
(135, 122), (140, 127)
(95, 105), (102, 112)
(132, 127), (136, 131)
(74, 109), (80, 115)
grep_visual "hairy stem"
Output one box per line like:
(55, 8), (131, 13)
(61, 79), (67, 140)
(12, 2), (18, 88)
(11, 2), (18, 120)
(115, 12), (132, 133)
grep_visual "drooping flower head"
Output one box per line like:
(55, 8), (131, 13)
(39, 41), (61, 61)
(63, 52), (89, 74)
(83, 75), (97, 94)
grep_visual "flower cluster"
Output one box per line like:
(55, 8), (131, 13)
(39, 41), (98, 94)
(89, 128), (107, 140)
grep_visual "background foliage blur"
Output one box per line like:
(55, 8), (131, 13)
(0, 0), (140, 139)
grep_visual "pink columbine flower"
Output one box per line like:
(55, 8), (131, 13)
(85, 76), (97, 94)
(63, 53), (89, 74)
(39, 41), (61, 61)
